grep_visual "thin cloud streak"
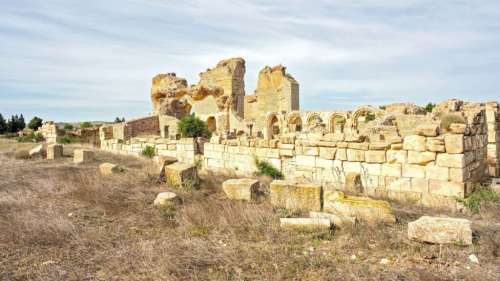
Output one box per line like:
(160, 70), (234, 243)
(0, 0), (499, 121)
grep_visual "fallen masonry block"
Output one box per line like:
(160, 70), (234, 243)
(99, 163), (123, 176)
(74, 149), (93, 164)
(155, 155), (177, 173)
(165, 162), (198, 187)
(280, 218), (331, 230)
(47, 144), (63, 160)
(270, 180), (322, 211)
(408, 216), (472, 245)
(222, 178), (259, 201)
(309, 211), (356, 227)
(154, 192), (178, 206)
(29, 144), (46, 158)
(323, 191), (396, 224)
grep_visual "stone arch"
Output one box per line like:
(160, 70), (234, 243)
(351, 106), (383, 129)
(206, 116), (217, 133)
(266, 113), (281, 139)
(287, 112), (303, 132)
(328, 113), (347, 133)
(306, 113), (324, 130)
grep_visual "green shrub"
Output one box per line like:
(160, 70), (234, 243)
(255, 159), (283, 179)
(57, 135), (81, 144)
(441, 114), (465, 130)
(159, 203), (176, 220)
(28, 116), (43, 130)
(80, 122), (93, 129)
(141, 145), (155, 158)
(364, 112), (376, 123)
(457, 185), (499, 214)
(425, 102), (436, 113)
(177, 115), (211, 138)
(378, 105), (386, 110)
(63, 123), (74, 130)
(16, 132), (44, 143)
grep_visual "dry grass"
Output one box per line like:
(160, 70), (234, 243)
(0, 138), (499, 281)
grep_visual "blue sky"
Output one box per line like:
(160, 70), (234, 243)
(1, 0), (499, 122)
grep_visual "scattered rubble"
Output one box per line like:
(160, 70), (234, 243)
(408, 216), (472, 245)
(154, 192), (178, 206)
(279, 218), (331, 230)
(222, 178), (259, 201)
(99, 163), (122, 176)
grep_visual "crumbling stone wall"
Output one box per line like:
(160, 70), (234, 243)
(101, 137), (197, 164)
(244, 65), (299, 132)
(38, 121), (63, 143)
(100, 116), (160, 142)
(486, 101), (500, 176)
(202, 106), (490, 210)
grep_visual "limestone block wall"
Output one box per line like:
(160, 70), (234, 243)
(101, 137), (197, 164)
(203, 121), (489, 210)
(124, 116), (160, 139)
(486, 102), (500, 177)
(80, 128), (100, 147)
(38, 122), (63, 143)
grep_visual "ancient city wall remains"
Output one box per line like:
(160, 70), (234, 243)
(93, 57), (499, 210)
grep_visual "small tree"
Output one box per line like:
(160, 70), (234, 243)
(114, 117), (122, 123)
(64, 123), (74, 130)
(19, 114), (25, 130)
(177, 115), (210, 138)
(425, 102), (436, 113)
(28, 116), (43, 130)
(80, 122), (93, 129)
(0, 113), (6, 134)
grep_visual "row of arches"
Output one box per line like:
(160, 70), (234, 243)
(266, 106), (382, 139)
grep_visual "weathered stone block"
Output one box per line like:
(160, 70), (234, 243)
(47, 144), (63, 160)
(29, 144), (46, 158)
(444, 134), (464, 154)
(386, 150), (407, 164)
(449, 123), (466, 134)
(403, 135), (427, 152)
(222, 178), (259, 201)
(361, 163), (381, 176)
(309, 211), (355, 227)
(165, 162), (198, 187)
(343, 161), (361, 174)
(270, 180), (322, 211)
(323, 191), (395, 224)
(436, 153), (465, 168)
(425, 164), (449, 181)
(387, 178), (412, 192)
(296, 155), (316, 167)
(153, 192), (178, 206)
(416, 123), (439, 137)
(426, 137), (446, 152)
(381, 163), (402, 177)
(280, 218), (331, 230)
(411, 178), (429, 193)
(429, 180), (465, 198)
(73, 149), (93, 164)
(408, 216), (472, 245)
(335, 148), (347, 160)
(346, 149), (365, 162)
(407, 151), (436, 165)
(402, 164), (425, 178)
(365, 150), (386, 163)
(99, 163), (122, 176)
(319, 147), (336, 160)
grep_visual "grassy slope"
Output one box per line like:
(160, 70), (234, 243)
(0, 138), (499, 281)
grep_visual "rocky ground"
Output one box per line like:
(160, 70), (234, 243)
(0, 137), (499, 281)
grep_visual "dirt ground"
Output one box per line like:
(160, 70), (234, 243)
(0, 138), (499, 281)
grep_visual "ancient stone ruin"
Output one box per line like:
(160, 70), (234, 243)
(95, 57), (500, 210)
